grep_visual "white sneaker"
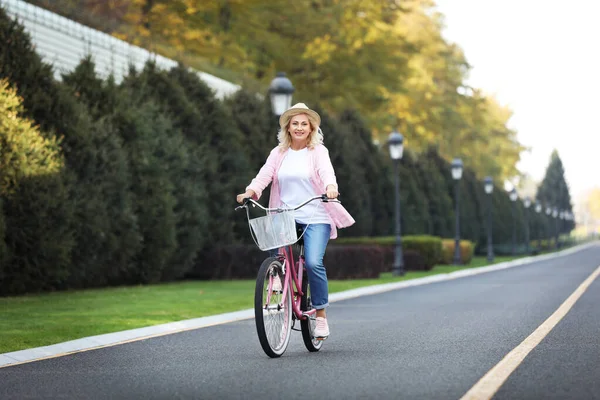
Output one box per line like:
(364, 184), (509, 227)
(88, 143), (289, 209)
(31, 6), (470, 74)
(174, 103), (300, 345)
(271, 275), (282, 292)
(314, 317), (330, 339)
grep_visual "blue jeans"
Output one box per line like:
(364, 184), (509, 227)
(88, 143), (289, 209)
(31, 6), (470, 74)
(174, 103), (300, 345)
(267, 224), (331, 309)
(297, 223), (331, 309)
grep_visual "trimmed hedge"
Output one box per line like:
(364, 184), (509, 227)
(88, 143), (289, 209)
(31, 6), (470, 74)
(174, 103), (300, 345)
(323, 245), (385, 279)
(440, 239), (474, 264)
(189, 244), (387, 280)
(335, 235), (442, 270)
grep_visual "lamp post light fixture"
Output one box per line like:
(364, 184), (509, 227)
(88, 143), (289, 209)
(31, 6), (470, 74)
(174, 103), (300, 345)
(535, 202), (542, 251)
(451, 158), (464, 265)
(484, 176), (494, 262)
(524, 197), (531, 254)
(509, 188), (518, 255)
(387, 131), (405, 276)
(269, 72), (295, 117)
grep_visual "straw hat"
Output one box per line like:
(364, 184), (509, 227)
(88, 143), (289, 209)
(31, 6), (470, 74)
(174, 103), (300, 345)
(279, 103), (321, 129)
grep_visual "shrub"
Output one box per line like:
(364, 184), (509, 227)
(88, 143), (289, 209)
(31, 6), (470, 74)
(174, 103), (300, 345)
(402, 235), (442, 269)
(324, 245), (386, 279)
(189, 245), (266, 280)
(440, 239), (474, 264)
(335, 235), (442, 270)
(377, 247), (428, 271)
(190, 244), (387, 280)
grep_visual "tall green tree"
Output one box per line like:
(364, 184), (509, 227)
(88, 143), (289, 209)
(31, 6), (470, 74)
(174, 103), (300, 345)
(339, 109), (393, 236)
(414, 147), (454, 237)
(536, 150), (574, 233)
(0, 79), (73, 295)
(61, 59), (142, 287)
(132, 62), (211, 277)
(167, 64), (250, 247)
(110, 86), (179, 283)
(0, 198), (6, 267)
(397, 150), (431, 235)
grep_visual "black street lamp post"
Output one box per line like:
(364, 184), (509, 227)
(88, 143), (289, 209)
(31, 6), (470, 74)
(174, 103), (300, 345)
(545, 206), (552, 248)
(524, 197), (531, 254)
(269, 72), (294, 117)
(484, 177), (494, 262)
(509, 189), (518, 255)
(451, 158), (464, 265)
(559, 211), (565, 248)
(388, 131), (405, 276)
(535, 202), (542, 251)
(553, 208), (559, 249)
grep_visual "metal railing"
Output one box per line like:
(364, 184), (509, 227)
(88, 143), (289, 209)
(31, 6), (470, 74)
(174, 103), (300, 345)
(0, 0), (240, 99)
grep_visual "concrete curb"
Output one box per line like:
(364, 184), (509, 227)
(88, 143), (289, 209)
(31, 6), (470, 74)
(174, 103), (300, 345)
(1, 241), (597, 368)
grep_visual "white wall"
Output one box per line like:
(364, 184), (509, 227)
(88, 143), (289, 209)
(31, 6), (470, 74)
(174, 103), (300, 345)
(0, 0), (240, 99)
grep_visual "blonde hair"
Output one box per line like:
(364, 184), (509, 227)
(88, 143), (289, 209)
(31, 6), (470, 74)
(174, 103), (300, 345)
(277, 111), (324, 150)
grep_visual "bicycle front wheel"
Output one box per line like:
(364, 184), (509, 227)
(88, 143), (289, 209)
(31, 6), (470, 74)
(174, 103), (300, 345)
(254, 257), (292, 358)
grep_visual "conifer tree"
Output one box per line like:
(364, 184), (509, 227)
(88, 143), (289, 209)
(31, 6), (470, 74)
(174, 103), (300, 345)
(110, 83), (179, 283)
(317, 108), (372, 237)
(338, 109), (394, 236)
(414, 148), (454, 237)
(167, 64), (250, 247)
(62, 59), (142, 286)
(0, 79), (73, 295)
(397, 151), (430, 235)
(536, 150), (574, 233)
(128, 63), (210, 278)
(0, 198), (6, 268)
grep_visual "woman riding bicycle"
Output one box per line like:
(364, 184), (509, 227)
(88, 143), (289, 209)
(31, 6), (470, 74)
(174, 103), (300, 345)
(236, 103), (355, 340)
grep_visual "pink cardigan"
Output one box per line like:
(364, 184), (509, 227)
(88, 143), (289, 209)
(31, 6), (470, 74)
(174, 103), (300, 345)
(246, 144), (355, 239)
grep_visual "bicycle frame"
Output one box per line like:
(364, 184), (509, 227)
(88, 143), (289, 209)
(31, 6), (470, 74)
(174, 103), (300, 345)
(266, 244), (316, 320)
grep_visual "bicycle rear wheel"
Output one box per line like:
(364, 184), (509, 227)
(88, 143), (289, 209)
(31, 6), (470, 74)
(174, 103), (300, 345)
(300, 271), (324, 352)
(254, 256), (292, 358)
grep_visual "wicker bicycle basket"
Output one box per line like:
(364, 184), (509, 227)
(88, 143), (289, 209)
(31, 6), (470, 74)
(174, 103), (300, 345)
(248, 210), (298, 251)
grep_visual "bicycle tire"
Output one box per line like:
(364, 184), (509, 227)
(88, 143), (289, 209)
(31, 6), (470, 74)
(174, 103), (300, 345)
(254, 256), (292, 358)
(300, 270), (324, 352)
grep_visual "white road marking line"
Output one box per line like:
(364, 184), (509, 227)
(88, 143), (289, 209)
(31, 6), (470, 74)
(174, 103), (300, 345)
(460, 264), (600, 400)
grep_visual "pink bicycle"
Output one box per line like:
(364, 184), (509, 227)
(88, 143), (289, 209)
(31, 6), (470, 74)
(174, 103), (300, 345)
(236, 195), (339, 358)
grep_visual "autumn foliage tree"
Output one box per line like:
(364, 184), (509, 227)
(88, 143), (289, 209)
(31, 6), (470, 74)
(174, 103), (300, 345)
(24, 0), (527, 184)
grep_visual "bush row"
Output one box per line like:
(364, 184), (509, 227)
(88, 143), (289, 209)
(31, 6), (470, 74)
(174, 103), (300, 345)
(190, 245), (386, 280)
(189, 234), (478, 281)
(336, 235), (475, 268)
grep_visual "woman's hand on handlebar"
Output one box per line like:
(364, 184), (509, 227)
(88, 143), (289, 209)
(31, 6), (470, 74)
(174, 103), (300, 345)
(325, 185), (338, 199)
(236, 189), (255, 204)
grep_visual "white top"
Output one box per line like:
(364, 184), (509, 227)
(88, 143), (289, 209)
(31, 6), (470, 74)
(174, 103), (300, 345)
(278, 148), (331, 224)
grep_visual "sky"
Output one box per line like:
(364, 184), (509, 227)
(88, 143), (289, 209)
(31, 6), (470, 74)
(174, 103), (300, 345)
(434, 0), (600, 207)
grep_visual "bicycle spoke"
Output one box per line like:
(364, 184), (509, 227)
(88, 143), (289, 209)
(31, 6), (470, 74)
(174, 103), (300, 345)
(254, 258), (292, 357)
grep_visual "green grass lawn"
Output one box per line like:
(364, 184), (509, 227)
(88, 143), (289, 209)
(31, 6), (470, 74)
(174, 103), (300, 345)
(0, 254), (533, 354)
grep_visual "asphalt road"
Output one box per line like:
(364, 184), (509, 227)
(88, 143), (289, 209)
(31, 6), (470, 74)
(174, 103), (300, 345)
(1, 244), (599, 400)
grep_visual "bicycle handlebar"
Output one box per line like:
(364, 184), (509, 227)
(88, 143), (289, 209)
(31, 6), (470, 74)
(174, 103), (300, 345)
(235, 194), (340, 212)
